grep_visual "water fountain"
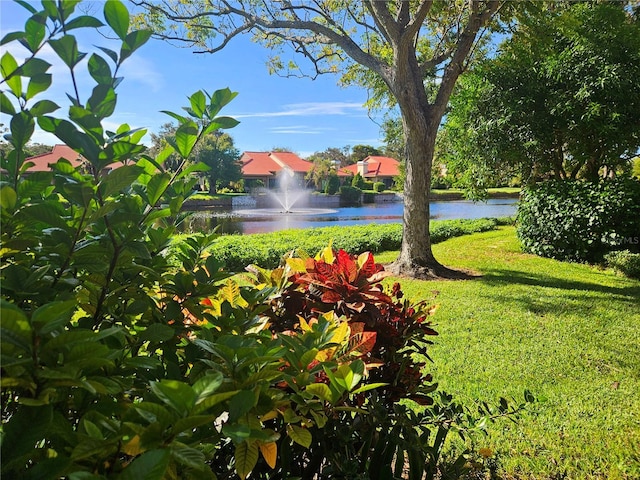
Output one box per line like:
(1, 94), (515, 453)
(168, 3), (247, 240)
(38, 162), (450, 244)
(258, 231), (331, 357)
(236, 169), (336, 217)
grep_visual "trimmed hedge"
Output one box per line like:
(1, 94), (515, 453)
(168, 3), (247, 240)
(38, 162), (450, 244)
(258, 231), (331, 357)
(374, 182), (386, 192)
(207, 218), (501, 270)
(339, 185), (362, 205)
(605, 250), (640, 279)
(517, 178), (640, 262)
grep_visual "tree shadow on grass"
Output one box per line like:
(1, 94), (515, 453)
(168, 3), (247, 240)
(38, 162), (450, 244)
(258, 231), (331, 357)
(480, 268), (640, 299)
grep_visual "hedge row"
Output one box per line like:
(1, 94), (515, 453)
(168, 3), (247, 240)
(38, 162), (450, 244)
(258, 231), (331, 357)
(207, 218), (506, 271)
(517, 178), (640, 262)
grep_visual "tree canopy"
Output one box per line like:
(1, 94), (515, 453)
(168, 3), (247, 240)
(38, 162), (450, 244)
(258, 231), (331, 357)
(133, 0), (505, 278)
(439, 1), (640, 194)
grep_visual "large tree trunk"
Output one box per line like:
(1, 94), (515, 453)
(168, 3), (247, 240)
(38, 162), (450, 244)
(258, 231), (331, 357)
(388, 55), (470, 280)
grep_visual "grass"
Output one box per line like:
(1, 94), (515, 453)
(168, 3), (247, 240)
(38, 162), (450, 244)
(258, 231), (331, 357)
(376, 227), (640, 479)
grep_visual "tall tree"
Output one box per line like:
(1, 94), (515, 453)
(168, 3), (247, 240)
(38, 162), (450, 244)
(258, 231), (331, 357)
(134, 0), (504, 278)
(440, 1), (640, 191)
(349, 144), (381, 164)
(194, 130), (241, 194)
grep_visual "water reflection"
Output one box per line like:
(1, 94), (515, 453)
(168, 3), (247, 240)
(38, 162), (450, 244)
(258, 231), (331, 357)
(178, 198), (518, 235)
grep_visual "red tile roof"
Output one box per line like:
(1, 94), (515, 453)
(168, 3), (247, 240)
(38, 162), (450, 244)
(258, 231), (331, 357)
(25, 145), (82, 171)
(24, 144), (126, 172)
(340, 155), (400, 178)
(240, 151), (313, 177)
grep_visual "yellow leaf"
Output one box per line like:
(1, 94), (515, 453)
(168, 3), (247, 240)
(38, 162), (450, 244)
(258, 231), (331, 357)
(260, 410), (279, 422)
(259, 442), (277, 469)
(315, 242), (334, 263)
(285, 257), (307, 273)
(121, 435), (144, 456)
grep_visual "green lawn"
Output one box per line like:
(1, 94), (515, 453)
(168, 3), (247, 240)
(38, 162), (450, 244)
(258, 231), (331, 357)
(377, 227), (640, 479)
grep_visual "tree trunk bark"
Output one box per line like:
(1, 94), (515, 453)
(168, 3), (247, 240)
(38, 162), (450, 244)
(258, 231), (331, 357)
(387, 60), (471, 279)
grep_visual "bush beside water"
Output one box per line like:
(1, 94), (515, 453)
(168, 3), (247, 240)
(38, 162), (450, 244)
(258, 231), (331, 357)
(207, 218), (503, 271)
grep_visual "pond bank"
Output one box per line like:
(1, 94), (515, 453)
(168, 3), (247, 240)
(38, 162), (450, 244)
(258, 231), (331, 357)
(183, 190), (520, 210)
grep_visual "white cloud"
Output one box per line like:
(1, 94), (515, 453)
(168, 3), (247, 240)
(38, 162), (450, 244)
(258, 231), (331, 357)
(269, 125), (331, 135)
(234, 101), (365, 119)
(120, 55), (164, 93)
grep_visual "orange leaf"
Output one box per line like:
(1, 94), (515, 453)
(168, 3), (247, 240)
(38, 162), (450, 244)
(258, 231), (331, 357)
(259, 442), (277, 469)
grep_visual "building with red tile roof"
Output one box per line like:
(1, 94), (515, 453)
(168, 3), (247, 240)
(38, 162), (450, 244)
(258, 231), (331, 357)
(240, 151), (314, 188)
(22, 144), (125, 174)
(24, 145), (83, 171)
(340, 155), (400, 187)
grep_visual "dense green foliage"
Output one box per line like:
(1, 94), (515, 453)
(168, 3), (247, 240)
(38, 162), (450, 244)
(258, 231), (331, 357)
(374, 181), (386, 192)
(338, 184), (362, 205)
(206, 218), (503, 271)
(517, 178), (640, 262)
(605, 249), (640, 279)
(323, 171), (340, 195)
(439, 2), (640, 195)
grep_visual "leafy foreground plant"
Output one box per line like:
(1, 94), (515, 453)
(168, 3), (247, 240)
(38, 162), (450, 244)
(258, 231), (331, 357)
(1, 2), (527, 479)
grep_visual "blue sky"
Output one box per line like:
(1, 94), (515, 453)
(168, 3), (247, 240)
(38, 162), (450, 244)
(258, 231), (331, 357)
(1, 1), (385, 158)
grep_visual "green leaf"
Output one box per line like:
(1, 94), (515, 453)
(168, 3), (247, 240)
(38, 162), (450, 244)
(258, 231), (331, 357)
(202, 116), (240, 136)
(104, 0), (130, 41)
(88, 53), (112, 85)
(146, 173), (171, 205)
(133, 402), (174, 428)
(98, 165), (142, 197)
(121, 30), (152, 61)
(65, 15), (104, 31)
(150, 380), (197, 416)
(1, 31), (26, 46)
(188, 91), (207, 119)
(170, 415), (217, 435)
(305, 383), (333, 402)
(87, 84), (117, 118)
(287, 425), (312, 448)
(171, 445), (206, 470)
(24, 16), (46, 52)
(29, 99), (59, 116)
(10, 111), (35, 149)
(21, 203), (68, 228)
(31, 300), (76, 335)
(26, 73), (52, 100)
(193, 372), (224, 401)
(228, 390), (257, 422)
(0, 91), (16, 115)
(16, 0), (38, 14)
(119, 449), (170, 480)
(139, 323), (175, 342)
(192, 390), (239, 414)
(207, 88), (238, 117)
(0, 300), (31, 352)
(49, 35), (85, 68)
(17, 57), (51, 77)
(1, 51), (21, 97)
(169, 121), (199, 159)
(0, 186), (17, 210)
(97, 46), (119, 64)
(235, 442), (259, 480)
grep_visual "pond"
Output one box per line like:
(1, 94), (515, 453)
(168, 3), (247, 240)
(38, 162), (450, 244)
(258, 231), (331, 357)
(180, 198), (518, 234)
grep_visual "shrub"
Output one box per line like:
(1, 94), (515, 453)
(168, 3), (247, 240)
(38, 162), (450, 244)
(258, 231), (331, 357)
(363, 180), (375, 190)
(351, 172), (365, 189)
(324, 172), (340, 194)
(339, 184), (362, 205)
(374, 181), (386, 192)
(207, 218), (499, 271)
(605, 250), (640, 279)
(517, 178), (640, 262)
